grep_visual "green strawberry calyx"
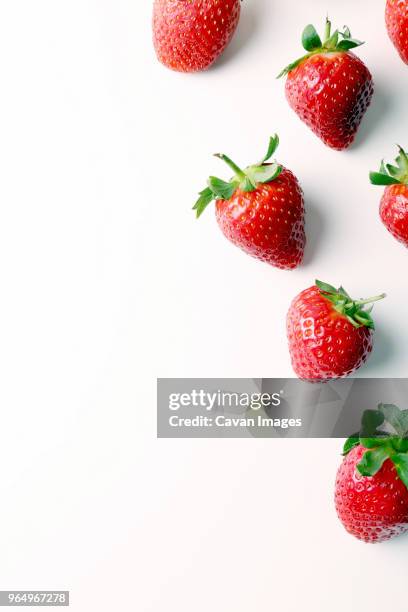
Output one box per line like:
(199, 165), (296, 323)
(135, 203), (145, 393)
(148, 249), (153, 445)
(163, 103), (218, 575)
(193, 135), (283, 218)
(343, 404), (408, 491)
(316, 280), (386, 330)
(277, 18), (365, 78)
(369, 146), (408, 187)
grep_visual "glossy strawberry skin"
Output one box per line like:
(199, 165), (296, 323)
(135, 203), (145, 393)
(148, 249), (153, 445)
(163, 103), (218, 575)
(335, 445), (408, 543)
(386, 0), (408, 64)
(380, 183), (408, 248)
(215, 167), (305, 270)
(285, 52), (373, 150)
(287, 286), (373, 381)
(152, 0), (241, 72)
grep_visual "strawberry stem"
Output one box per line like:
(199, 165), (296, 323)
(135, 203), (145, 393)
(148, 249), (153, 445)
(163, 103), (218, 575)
(354, 293), (387, 307)
(214, 154), (245, 180)
(324, 17), (331, 42)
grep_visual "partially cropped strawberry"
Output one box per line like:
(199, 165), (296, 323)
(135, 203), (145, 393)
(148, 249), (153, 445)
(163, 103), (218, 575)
(370, 146), (408, 249)
(335, 404), (408, 543)
(278, 19), (374, 150)
(152, 0), (241, 72)
(193, 136), (305, 270)
(386, 0), (408, 64)
(287, 281), (386, 381)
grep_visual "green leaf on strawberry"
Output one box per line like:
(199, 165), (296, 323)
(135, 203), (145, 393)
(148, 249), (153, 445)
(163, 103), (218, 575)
(361, 408), (385, 436)
(259, 134), (280, 164)
(370, 146), (408, 186)
(369, 172), (401, 186)
(208, 177), (237, 200)
(248, 164), (282, 185)
(315, 280), (386, 330)
(302, 24), (322, 52)
(278, 18), (365, 78)
(392, 454), (408, 489)
(315, 280), (338, 294)
(378, 404), (408, 437)
(343, 434), (360, 455)
(193, 187), (215, 218)
(357, 447), (390, 477)
(343, 404), (408, 491)
(337, 38), (364, 51)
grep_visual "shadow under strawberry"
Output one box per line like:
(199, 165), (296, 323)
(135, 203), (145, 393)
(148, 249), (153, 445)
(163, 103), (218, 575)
(301, 201), (326, 267)
(349, 82), (393, 151)
(355, 324), (396, 376)
(213, 1), (259, 69)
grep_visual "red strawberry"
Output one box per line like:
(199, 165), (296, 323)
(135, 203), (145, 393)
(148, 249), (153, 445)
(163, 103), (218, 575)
(287, 281), (386, 381)
(386, 0), (408, 64)
(335, 404), (408, 543)
(193, 136), (306, 270)
(152, 0), (241, 73)
(278, 19), (374, 150)
(370, 146), (408, 248)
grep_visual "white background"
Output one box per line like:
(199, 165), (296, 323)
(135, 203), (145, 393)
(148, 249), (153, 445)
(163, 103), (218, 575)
(0, 0), (407, 610)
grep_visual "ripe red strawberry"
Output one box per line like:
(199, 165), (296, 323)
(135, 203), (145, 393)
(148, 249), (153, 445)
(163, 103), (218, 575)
(335, 404), (408, 543)
(370, 146), (408, 248)
(278, 19), (374, 150)
(193, 136), (305, 270)
(287, 281), (386, 381)
(152, 0), (241, 72)
(386, 0), (408, 64)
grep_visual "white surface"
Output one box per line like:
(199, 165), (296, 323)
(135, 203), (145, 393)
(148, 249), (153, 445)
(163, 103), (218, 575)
(0, 0), (407, 610)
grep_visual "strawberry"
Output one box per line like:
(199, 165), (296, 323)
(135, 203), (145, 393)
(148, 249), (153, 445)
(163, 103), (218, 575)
(193, 136), (305, 270)
(287, 281), (386, 381)
(278, 18), (374, 150)
(386, 0), (408, 64)
(335, 404), (408, 543)
(370, 145), (408, 249)
(152, 0), (241, 73)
